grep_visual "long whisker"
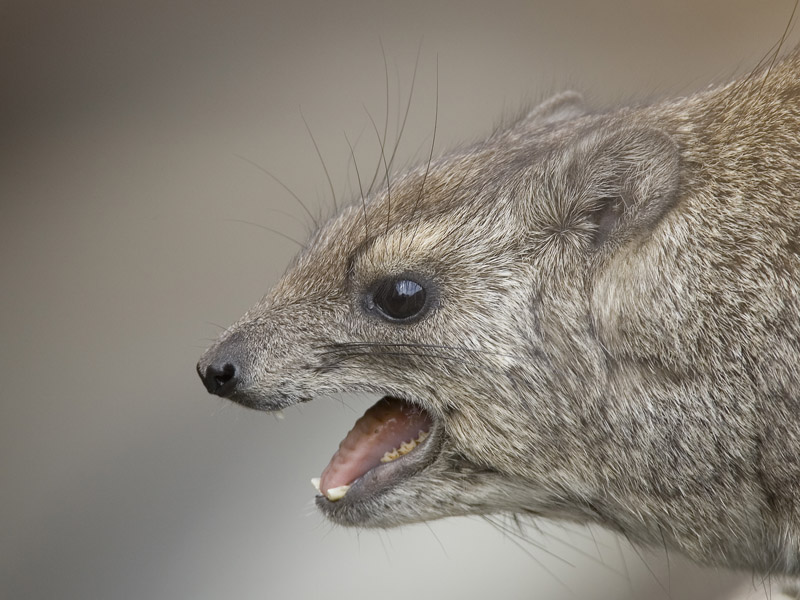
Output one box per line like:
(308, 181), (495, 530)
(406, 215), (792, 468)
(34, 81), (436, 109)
(479, 515), (574, 595)
(718, 0), (798, 144)
(615, 535), (637, 599)
(536, 522), (625, 577)
(386, 40), (422, 175)
(408, 54), (439, 249)
(378, 38), (391, 191)
(315, 347), (543, 396)
(342, 123), (368, 201)
(497, 514), (620, 576)
(753, 0), (798, 105)
(482, 515), (575, 567)
(317, 341), (528, 361)
(233, 153), (318, 228)
(344, 131), (370, 245)
(318, 349), (476, 368)
(223, 218), (306, 248)
(300, 108), (338, 213)
(364, 108), (393, 236)
(622, 532), (671, 599)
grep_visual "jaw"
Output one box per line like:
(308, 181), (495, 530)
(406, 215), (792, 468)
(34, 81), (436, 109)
(316, 444), (558, 528)
(306, 394), (560, 528)
(210, 369), (552, 527)
(229, 384), (457, 526)
(315, 413), (446, 526)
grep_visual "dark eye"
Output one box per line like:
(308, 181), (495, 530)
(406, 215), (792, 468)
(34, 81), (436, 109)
(370, 278), (428, 322)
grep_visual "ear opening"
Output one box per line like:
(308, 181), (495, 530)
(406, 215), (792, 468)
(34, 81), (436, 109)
(591, 196), (626, 247)
(566, 126), (681, 250)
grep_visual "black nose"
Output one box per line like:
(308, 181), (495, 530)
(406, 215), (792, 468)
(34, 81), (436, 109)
(197, 361), (240, 397)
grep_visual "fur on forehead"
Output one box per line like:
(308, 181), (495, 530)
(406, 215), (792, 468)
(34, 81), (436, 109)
(355, 220), (446, 271)
(350, 199), (523, 280)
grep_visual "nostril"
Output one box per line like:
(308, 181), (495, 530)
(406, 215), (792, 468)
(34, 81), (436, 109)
(214, 362), (236, 386)
(200, 361), (240, 397)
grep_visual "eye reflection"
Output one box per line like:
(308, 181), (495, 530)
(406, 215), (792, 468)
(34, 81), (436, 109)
(372, 278), (427, 321)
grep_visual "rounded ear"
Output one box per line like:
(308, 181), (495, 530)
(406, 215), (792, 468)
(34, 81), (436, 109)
(564, 126), (681, 248)
(522, 91), (585, 128)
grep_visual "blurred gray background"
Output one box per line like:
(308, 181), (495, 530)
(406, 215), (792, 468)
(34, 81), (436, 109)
(2, 1), (798, 599)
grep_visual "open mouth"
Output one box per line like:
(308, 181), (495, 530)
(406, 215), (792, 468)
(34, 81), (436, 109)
(311, 396), (440, 509)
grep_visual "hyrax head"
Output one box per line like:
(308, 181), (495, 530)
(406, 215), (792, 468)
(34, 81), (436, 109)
(197, 93), (681, 528)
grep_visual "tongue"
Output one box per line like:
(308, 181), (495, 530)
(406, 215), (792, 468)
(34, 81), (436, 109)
(319, 397), (432, 497)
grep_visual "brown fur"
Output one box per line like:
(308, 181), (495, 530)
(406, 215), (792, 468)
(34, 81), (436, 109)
(198, 50), (800, 585)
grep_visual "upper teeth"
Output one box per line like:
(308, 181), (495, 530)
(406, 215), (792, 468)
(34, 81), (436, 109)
(380, 430), (429, 463)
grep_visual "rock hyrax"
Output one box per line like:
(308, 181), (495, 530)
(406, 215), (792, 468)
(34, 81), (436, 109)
(198, 50), (800, 583)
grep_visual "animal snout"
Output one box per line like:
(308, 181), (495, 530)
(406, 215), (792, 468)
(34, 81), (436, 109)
(197, 331), (249, 398)
(197, 359), (240, 397)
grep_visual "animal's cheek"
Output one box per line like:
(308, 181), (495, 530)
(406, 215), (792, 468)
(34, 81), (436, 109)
(440, 405), (524, 471)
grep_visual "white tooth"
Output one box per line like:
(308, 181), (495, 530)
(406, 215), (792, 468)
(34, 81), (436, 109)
(310, 478), (321, 492)
(417, 430), (429, 442)
(274, 411), (285, 420)
(325, 485), (350, 501)
(381, 449), (400, 463)
(399, 440), (416, 455)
